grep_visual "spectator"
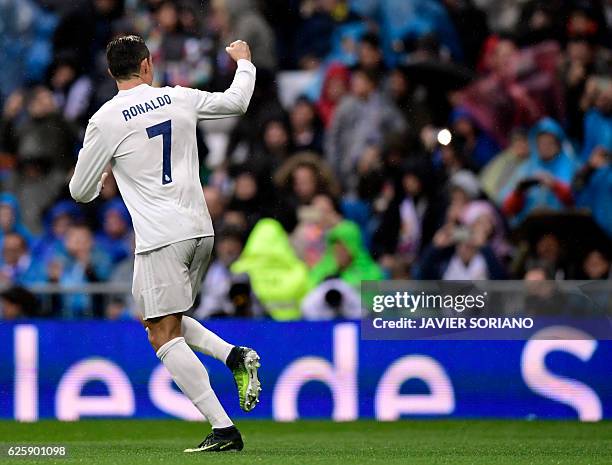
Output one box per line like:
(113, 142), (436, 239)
(195, 225), (263, 318)
(292, 193), (343, 267)
(3, 87), (76, 232)
(289, 97), (324, 154)
(356, 32), (386, 75)
(325, 68), (406, 191)
(573, 146), (612, 237)
(480, 128), (530, 203)
(203, 185), (227, 225)
(301, 278), (362, 320)
(47, 52), (93, 126)
(294, 0), (361, 68)
(96, 199), (133, 264)
(212, 0), (277, 72)
(460, 200), (510, 261)
(108, 234), (135, 318)
(443, 0), (489, 68)
(316, 62), (351, 128)
(0, 286), (39, 319)
(274, 152), (340, 210)
(502, 118), (577, 224)
(309, 220), (383, 289)
(49, 224), (113, 318)
(231, 218), (309, 320)
(372, 158), (445, 266)
(31, 200), (83, 266)
(226, 167), (268, 231)
(384, 68), (432, 138)
(511, 232), (569, 280)
(579, 248), (611, 280)
(417, 222), (507, 280)
(450, 107), (500, 168)
(251, 116), (293, 173)
(580, 77), (612, 163)
(105, 297), (135, 320)
(0, 233), (36, 285)
(0, 193), (35, 247)
(17, 85), (76, 166)
(52, 0), (122, 74)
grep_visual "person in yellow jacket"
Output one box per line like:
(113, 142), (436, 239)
(231, 218), (309, 320)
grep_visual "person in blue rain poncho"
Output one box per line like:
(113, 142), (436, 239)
(573, 146), (612, 238)
(0, 193), (35, 248)
(502, 118), (578, 225)
(95, 198), (134, 264)
(30, 200), (83, 265)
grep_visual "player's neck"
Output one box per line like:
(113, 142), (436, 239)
(116, 78), (148, 92)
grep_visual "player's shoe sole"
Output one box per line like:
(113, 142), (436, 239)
(227, 346), (262, 412)
(243, 349), (261, 412)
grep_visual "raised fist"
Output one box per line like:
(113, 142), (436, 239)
(225, 40), (251, 62)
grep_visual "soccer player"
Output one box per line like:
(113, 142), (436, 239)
(69, 35), (260, 452)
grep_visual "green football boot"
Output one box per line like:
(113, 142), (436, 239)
(226, 346), (261, 412)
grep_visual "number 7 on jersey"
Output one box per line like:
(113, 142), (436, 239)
(146, 120), (173, 185)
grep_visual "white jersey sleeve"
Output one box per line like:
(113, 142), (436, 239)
(182, 59), (256, 119)
(68, 59), (256, 253)
(69, 121), (114, 203)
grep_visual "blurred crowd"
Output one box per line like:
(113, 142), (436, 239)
(0, 0), (611, 321)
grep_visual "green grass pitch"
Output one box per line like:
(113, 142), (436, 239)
(0, 419), (610, 465)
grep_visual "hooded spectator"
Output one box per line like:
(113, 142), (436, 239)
(231, 219), (309, 321)
(573, 147), (612, 237)
(309, 220), (383, 289)
(96, 199), (134, 264)
(450, 107), (500, 168)
(0, 193), (35, 248)
(316, 62), (351, 127)
(31, 200), (83, 266)
(195, 225), (264, 319)
(502, 118), (577, 224)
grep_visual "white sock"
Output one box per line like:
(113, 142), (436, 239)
(156, 337), (233, 428)
(182, 316), (233, 363)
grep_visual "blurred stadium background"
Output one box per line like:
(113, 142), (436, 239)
(0, 0), (611, 445)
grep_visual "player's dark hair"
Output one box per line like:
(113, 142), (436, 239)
(106, 35), (150, 81)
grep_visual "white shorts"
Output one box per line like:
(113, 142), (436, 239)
(133, 236), (214, 320)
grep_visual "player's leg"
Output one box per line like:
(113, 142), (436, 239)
(133, 241), (242, 452)
(180, 237), (234, 362)
(186, 237), (262, 412)
(146, 314), (243, 452)
(181, 315), (232, 362)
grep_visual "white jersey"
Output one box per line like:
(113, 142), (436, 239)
(69, 59), (256, 253)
